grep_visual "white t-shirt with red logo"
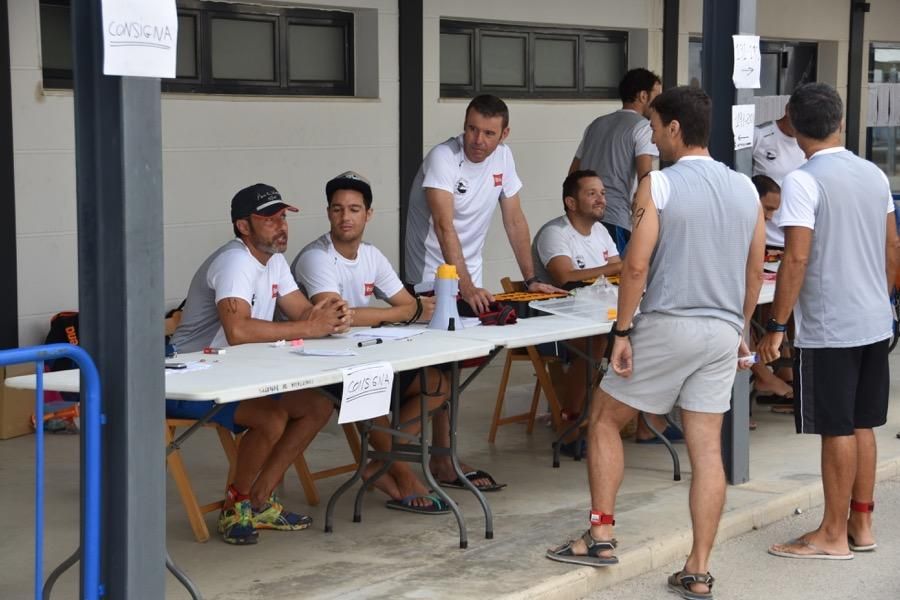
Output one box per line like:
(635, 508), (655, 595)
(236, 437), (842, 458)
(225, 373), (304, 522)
(171, 238), (298, 353)
(532, 215), (619, 284)
(292, 233), (404, 308)
(404, 134), (523, 290)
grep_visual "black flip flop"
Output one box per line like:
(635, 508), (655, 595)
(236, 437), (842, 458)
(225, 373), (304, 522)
(438, 469), (507, 492)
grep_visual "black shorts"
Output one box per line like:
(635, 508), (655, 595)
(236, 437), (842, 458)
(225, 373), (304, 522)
(321, 370), (423, 405)
(793, 339), (890, 436)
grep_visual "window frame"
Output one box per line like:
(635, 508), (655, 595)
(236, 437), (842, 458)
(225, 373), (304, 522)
(38, 0), (355, 97)
(440, 19), (627, 100)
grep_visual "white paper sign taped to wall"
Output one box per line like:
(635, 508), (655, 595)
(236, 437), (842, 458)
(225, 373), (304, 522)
(732, 35), (761, 89)
(732, 104), (755, 150)
(102, 0), (178, 78)
(337, 362), (394, 424)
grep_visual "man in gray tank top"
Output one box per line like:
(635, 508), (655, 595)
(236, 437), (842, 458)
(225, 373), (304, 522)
(569, 68), (661, 254)
(760, 83), (899, 561)
(548, 88), (766, 600)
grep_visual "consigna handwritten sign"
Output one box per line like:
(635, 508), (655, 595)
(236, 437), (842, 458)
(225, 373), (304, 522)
(102, 0), (178, 78)
(337, 362), (394, 424)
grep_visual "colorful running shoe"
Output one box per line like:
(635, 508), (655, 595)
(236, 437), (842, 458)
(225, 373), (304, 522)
(252, 495), (312, 531)
(217, 499), (258, 545)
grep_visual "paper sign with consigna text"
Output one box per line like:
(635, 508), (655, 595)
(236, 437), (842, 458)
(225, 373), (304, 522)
(337, 362), (394, 424)
(102, 0), (178, 78)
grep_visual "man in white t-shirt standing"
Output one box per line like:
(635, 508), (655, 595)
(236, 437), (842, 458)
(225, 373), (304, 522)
(404, 94), (558, 315)
(569, 68), (661, 254)
(752, 111), (807, 248)
(760, 83), (898, 561)
(169, 183), (352, 545)
(532, 170), (621, 456)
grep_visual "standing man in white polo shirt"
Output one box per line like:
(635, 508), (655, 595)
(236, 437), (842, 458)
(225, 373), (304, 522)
(761, 83), (899, 561)
(753, 111), (807, 248)
(569, 68), (661, 254)
(548, 88), (765, 600)
(404, 94), (558, 315)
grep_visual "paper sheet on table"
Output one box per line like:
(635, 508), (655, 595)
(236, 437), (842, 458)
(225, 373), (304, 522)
(102, 0), (178, 77)
(732, 35), (761, 89)
(292, 348), (358, 357)
(764, 261), (781, 272)
(351, 327), (426, 340)
(459, 317), (482, 328)
(337, 362), (393, 424)
(165, 361), (212, 375)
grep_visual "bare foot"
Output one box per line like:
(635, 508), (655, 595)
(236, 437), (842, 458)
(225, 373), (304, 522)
(390, 464), (436, 509)
(362, 460), (401, 499)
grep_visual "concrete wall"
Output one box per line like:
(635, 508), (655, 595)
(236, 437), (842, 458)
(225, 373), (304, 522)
(422, 0), (662, 290)
(9, 0), (399, 344)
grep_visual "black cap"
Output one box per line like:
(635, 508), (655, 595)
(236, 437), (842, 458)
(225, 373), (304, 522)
(325, 171), (373, 205)
(230, 183), (298, 222)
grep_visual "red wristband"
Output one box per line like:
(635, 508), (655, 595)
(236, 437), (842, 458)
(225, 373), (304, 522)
(589, 510), (615, 526)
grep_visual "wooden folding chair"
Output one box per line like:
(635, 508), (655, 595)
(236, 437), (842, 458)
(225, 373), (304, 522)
(166, 418), (362, 542)
(488, 277), (565, 443)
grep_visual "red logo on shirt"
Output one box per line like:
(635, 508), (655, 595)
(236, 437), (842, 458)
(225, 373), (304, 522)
(493, 173), (503, 187)
(271, 284), (279, 298)
(364, 282), (375, 296)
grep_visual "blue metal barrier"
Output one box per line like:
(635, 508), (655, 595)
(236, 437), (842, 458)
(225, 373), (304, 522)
(0, 344), (104, 600)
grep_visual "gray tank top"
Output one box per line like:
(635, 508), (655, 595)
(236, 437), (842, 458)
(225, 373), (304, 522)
(792, 151), (892, 347)
(640, 159), (759, 332)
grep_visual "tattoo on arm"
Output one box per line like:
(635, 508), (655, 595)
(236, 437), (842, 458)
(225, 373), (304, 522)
(632, 207), (646, 230)
(226, 298), (239, 314)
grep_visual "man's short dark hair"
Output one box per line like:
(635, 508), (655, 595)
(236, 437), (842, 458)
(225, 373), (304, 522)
(751, 174), (780, 198)
(562, 169), (600, 211)
(650, 86), (711, 148)
(788, 83), (843, 141)
(619, 68), (661, 103)
(466, 94), (510, 129)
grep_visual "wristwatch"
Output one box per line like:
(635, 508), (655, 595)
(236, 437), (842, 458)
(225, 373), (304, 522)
(524, 276), (540, 287)
(612, 321), (633, 337)
(765, 318), (788, 333)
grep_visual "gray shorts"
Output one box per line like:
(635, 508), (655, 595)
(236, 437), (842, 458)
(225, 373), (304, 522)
(600, 313), (741, 414)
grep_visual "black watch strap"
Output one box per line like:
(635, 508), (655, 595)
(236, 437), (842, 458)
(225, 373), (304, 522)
(524, 276), (540, 287)
(612, 321), (633, 337)
(765, 318), (788, 333)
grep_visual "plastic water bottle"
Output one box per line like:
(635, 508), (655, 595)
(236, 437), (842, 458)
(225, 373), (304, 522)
(428, 264), (464, 330)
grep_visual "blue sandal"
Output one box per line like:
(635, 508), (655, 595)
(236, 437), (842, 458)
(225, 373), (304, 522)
(385, 495), (450, 515)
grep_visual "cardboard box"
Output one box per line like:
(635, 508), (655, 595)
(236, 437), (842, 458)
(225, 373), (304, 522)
(1, 364), (37, 440)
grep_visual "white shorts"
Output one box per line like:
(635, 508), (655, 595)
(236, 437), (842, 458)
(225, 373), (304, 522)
(600, 313), (741, 414)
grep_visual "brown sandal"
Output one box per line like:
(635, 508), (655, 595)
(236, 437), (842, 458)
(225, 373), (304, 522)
(667, 570), (715, 600)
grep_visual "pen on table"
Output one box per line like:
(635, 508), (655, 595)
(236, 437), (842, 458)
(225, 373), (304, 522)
(357, 338), (383, 348)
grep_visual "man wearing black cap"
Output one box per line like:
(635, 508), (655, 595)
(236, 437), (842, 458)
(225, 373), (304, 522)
(168, 183), (352, 545)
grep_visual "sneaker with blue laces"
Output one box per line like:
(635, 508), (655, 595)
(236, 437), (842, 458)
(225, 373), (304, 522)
(217, 499), (258, 545)
(252, 495), (312, 531)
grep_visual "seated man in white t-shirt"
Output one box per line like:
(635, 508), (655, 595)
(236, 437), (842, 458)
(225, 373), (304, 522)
(293, 171), (505, 506)
(533, 170), (621, 454)
(168, 183), (352, 545)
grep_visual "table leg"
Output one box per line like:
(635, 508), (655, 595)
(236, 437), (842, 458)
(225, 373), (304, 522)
(352, 384), (400, 521)
(325, 422), (370, 533)
(445, 361), (493, 541)
(552, 337), (596, 468)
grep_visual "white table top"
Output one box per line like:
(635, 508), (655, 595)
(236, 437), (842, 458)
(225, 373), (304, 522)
(5, 331), (494, 404)
(452, 314), (612, 349)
